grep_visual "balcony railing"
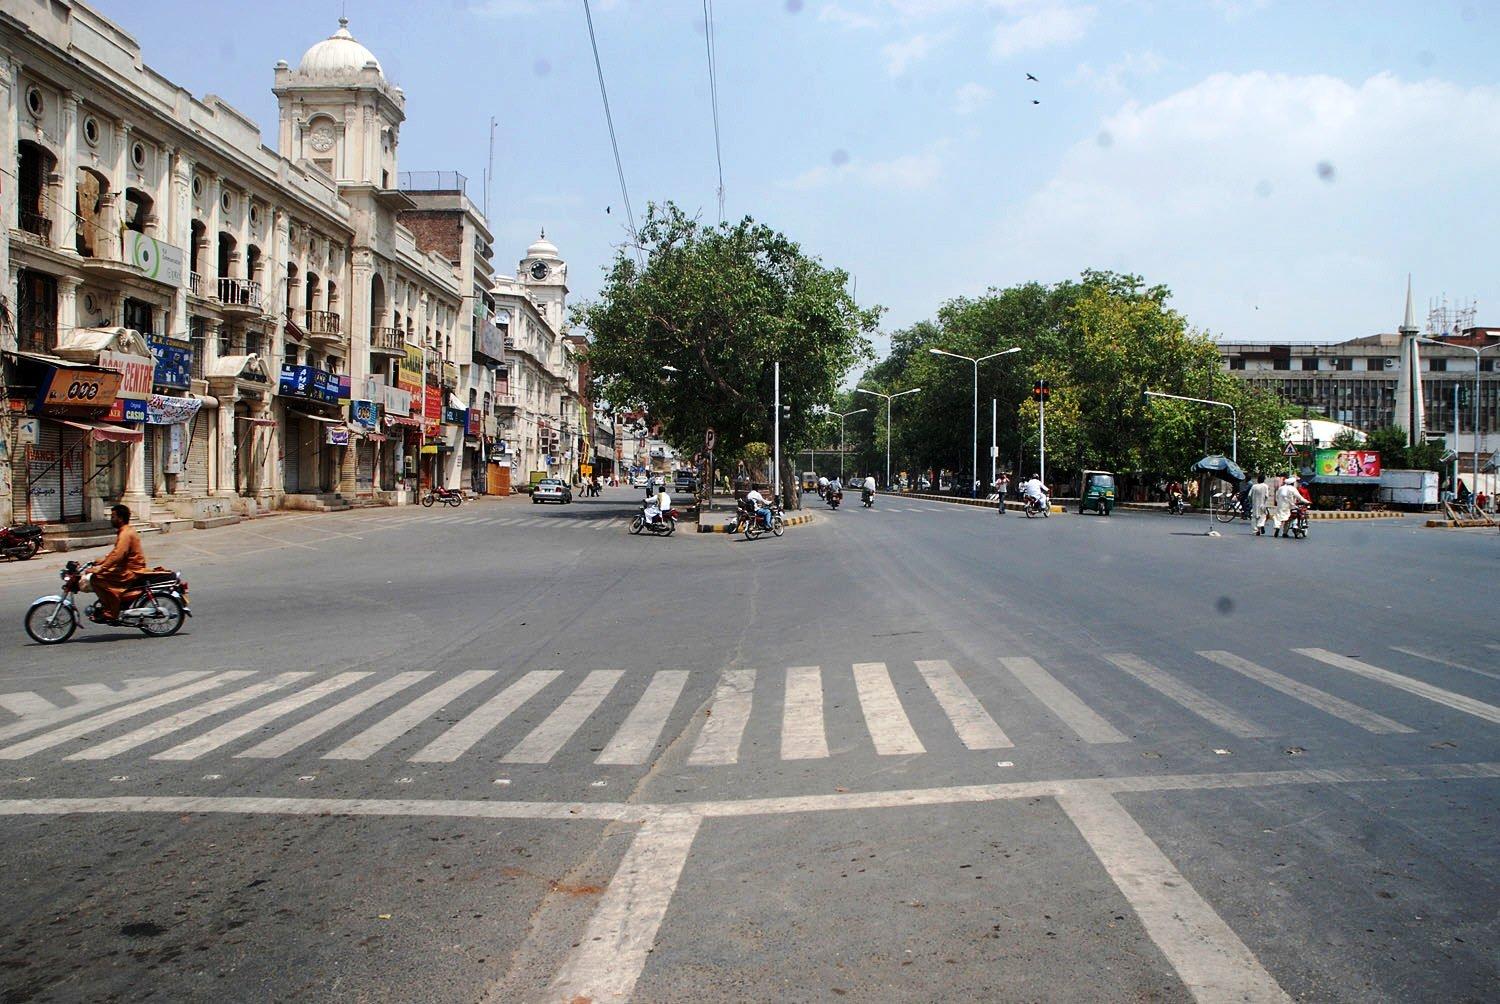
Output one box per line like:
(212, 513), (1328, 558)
(370, 326), (404, 353)
(19, 210), (51, 241)
(305, 309), (342, 338)
(189, 271), (203, 297)
(218, 277), (263, 310)
(493, 393), (519, 409)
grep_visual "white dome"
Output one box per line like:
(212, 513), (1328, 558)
(526, 230), (560, 260)
(298, 18), (383, 77)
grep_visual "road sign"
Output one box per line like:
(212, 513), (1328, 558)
(705, 427), (716, 452)
(1283, 443), (1298, 457)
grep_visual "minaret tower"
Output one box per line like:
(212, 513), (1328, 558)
(1394, 275), (1426, 446)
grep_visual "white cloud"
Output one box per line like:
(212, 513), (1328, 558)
(882, 33), (942, 76)
(1072, 50), (1167, 94)
(788, 146), (946, 191)
(991, 4), (1095, 59)
(954, 82), (995, 115)
(818, 3), (881, 29)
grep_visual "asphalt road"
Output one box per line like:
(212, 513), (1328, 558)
(0, 489), (1494, 1003)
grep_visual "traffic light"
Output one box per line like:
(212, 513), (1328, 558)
(1031, 380), (1050, 402)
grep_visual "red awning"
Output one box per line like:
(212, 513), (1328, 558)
(363, 433), (388, 443)
(383, 414), (422, 428)
(61, 420), (143, 443)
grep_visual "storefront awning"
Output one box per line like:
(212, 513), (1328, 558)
(383, 415), (423, 428)
(289, 410), (344, 424)
(61, 420), (144, 443)
(363, 433), (389, 443)
(236, 416), (277, 427)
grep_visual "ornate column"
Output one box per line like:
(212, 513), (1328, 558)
(57, 91), (81, 253)
(167, 146), (190, 338)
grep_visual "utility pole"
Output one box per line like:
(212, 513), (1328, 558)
(990, 397), (997, 489)
(773, 361), (780, 499)
(929, 347), (1020, 497)
(484, 116), (496, 221)
(833, 408), (867, 482)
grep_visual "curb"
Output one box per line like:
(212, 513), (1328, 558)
(885, 491), (1064, 514)
(1424, 518), (1496, 529)
(697, 512), (816, 534)
(1309, 511), (1404, 521)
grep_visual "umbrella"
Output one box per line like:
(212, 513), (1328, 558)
(1191, 454), (1246, 483)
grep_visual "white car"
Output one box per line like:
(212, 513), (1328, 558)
(632, 474), (649, 488)
(532, 478), (572, 504)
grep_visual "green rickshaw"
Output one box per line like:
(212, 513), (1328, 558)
(1079, 470), (1116, 516)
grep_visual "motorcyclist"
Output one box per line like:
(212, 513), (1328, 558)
(744, 487), (772, 528)
(862, 474), (877, 503)
(646, 485), (672, 525)
(92, 503), (147, 623)
(817, 475), (829, 499)
(1166, 479), (1183, 512)
(1022, 474), (1049, 511)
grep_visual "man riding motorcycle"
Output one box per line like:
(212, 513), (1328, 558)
(817, 475), (829, 499)
(92, 503), (147, 623)
(1022, 474), (1049, 513)
(861, 474), (877, 505)
(744, 487), (772, 529)
(645, 485), (672, 525)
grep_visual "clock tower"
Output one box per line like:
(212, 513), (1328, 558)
(521, 231), (568, 331)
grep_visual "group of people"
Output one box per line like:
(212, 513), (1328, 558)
(817, 474), (878, 505)
(1248, 472), (1311, 538)
(990, 472), (1048, 514)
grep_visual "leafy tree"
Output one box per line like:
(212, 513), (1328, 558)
(576, 203), (878, 504)
(1329, 429), (1367, 451)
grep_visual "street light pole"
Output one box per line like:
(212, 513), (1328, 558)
(1144, 390), (1238, 463)
(929, 347), (1020, 497)
(1419, 338), (1498, 497)
(832, 408), (868, 482)
(773, 361), (781, 499)
(855, 386), (920, 490)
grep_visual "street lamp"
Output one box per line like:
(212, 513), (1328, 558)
(854, 386), (920, 490)
(1144, 390), (1238, 462)
(831, 408), (868, 481)
(929, 347), (1021, 496)
(1417, 337), (1498, 495)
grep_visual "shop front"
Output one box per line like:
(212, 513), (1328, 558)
(278, 363), (347, 499)
(9, 355), (131, 523)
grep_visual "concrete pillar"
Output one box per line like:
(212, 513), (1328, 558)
(167, 146), (190, 338)
(57, 91), (80, 254)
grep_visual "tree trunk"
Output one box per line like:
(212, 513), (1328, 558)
(780, 456), (801, 511)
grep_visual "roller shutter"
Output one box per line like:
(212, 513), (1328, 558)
(63, 426), (87, 520)
(25, 422), (63, 523)
(183, 413), (211, 497)
(282, 416), (300, 493)
(356, 440), (375, 491)
(143, 426), (158, 497)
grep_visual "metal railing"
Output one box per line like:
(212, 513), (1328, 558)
(19, 210), (51, 240)
(305, 309), (342, 337)
(218, 277), (263, 309)
(397, 171), (467, 193)
(493, 393), (519, 409)
(370, 326), (404, 352)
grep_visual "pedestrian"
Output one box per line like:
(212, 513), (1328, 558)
(1250, 473), (1271, 536)
(1273, 473), (1301, 538)
(995, 472), (1010, 515)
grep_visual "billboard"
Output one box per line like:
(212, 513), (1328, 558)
(1313, 449), (1381, 482)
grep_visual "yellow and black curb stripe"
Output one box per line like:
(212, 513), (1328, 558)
(1425, 518), (1496, 529)
(888, 492), (1064, 514)
(697, 513), (817, 534)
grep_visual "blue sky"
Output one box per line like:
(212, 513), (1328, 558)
(94, 0), (1499, 357)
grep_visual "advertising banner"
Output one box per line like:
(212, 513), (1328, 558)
(398, 347), (425, 395)
(1313, 449), (1381, 481)
(37, 368), (121, 414)
(106, 397), (149, 423)
(164, 422), (185, 474)
(350, 400), (378, 430)
(145, 394), (202, 425)
(147, 335), (193, 390)
(98, 351), (154, 400)
(326, 426), (351, 446)
(124, 231), (186, 287)
(382, 385), (412, 417)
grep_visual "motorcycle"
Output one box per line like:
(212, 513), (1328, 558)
(0, 523), (43, 561)
(826, 488), (843, 510)
(1287, 504), (1310, 539)
(421, 486), (463, 508)
(738, 498), (784, 539)
(1167, 491), (1186, 515)
(1022, 494), (1050, 518)
(630, 500), (678, 536)
(25, 560), (190, 645)
(862, 488), (875, 508)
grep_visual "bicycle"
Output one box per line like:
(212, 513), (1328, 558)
(1212, 491), (1250, 524)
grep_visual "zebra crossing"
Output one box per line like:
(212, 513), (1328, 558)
(0, 646), (1495, 769)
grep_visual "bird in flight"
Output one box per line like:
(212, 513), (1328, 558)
(1032, 99), (1040, 105)
(1026, 73), (1038, 82)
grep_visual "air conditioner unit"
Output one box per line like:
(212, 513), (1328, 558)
(1384, 358), (1399, 370)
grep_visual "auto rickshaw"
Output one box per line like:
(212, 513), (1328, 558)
(1079, 470), (1116, 516)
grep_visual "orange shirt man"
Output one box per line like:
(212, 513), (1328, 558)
(93, 503), (147, 620)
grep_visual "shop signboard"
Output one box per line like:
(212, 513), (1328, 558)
(279, 364), (341, 404)
(382, 385), (412, 418)
(107, 397), (148, 423)
(350, 400), (378, 430)
(1313, 449), (1381, 482)
(475, 319), (506, 363)
(36, 367), (121, 414)
(145, 395), (202, 425)
(398, 347), (425, 396)
(147, 335), (193, 390)
(326, 426), (351, 446)
(98, 351), (154, 400)
(165, 423), (185, 474)
(124, 231), (186, 287)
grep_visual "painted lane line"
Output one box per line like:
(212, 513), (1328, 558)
(236, 672), (434, 759)
(0, 672), (212, 746)
(915, 659), (1012, 749)
(1058, 791), (1292, 1003)
(1390, 646), (1500, 683)
(852, 662), (925, 756)
(502, 671), (625, 763)
(596, 671), (690, 765)
(62, 684), (115, 703)
(687, 669), (756, 766)
(67, 673), (314, 761)
(0, 693), (59, 717)
(539, 813), (703, 1004)
(410, 672), (560, 763)
(0, 673), (252, 759)
(1296, 648), (1500, 725)
(999, 657), (1129, 744)
(781, 666), (829, 760)
(151, 673), (372, 761)
(1103, 653), (1273, 738)
(323, 671), (495, 761)
(1198, 651), (1412, 735)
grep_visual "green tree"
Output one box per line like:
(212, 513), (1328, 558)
(1329, 429), (1367, 451)
(577, 203), (878, 504)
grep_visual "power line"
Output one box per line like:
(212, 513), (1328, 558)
(702, 0), (725, 224)
(582, 0), (640, 264)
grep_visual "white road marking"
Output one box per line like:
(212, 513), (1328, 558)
(1296, 648), (1500, 725)
(1103, 653), (1273, 738)
(1058, 791), (1291, 1003)
(852, 662), (925, 755)
(0, 672), (212, 745)
(151, 673), (371, 760)
(1198, 651), (1412, 734)
(780, 666), (829, 760)
(236, 672), (433, 759)
(503, 670), (624, 763)
(0, 673), (251, 759)
(539, 813), (703, 1004)
(323, 670), (496, 761)
(597, 671), (690, 765)
(62, 684), (115, 702)
(1390, 646), (1500, 683)
(915, 659), (1012, 749)
(67, 673), (313, 760)
(0, 693), (58, 717)
(1000, 656), (1129, 744)
(410, 671), (560, 763)
(687, 669), (756, 765)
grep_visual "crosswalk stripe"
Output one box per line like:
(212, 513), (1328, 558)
(0, 672), (212, 745)
(781, 666), (829, 760)
(1296, 648), (1500, 725)
(0, 673), (252, 759)
(596, 671), (690, 765)
(151, 673), (372, 760)
(410, 671), (560, 763)
(62, 684), (115, 702)
(1000, 657), (1129, 743)
(503, 670), (625, 763)
(852, 662), (924, 755)
(67, 673), (314, 760)
(0, 692), (58, 717)
(236, 672), (434, 759)
(1198, 651), (1413, 735)
(687, 669), (755, 765)
(1389, 646), (1500, 683)
(323, 670), (495, 761)
(1103, 653), (1272, 738)
(915, 660), (1012, 749)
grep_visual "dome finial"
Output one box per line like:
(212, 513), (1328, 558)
(339, 15), (349, 30)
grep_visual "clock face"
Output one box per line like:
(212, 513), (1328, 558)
(529, 261), (550, 281)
